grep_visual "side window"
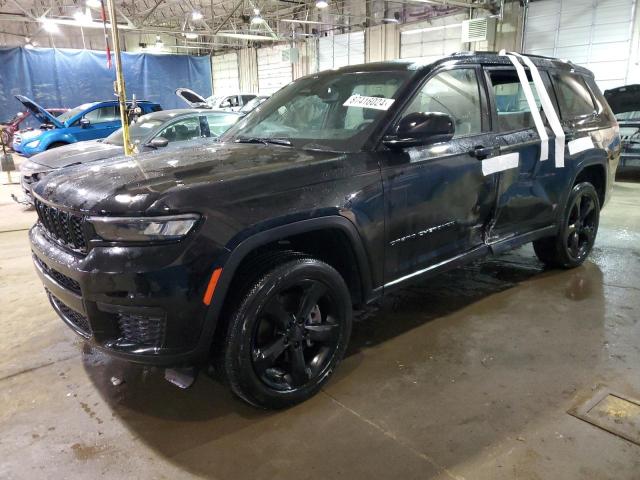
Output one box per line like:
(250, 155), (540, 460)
(403, 68), (482, 138)
(241, 95), (256, 104)
(156, 117), (202, 142)
(84, 106), (120, 123)
(489, 69), (543, 132)
(222, 96), (240, 108)
(206, 114), (240, 137)
(552, 72), (596, 119)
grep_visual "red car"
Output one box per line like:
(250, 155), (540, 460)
(1, 108), (68, 147)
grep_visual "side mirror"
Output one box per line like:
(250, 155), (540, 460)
(148, 136), (169, 149)
(80, 118), (91, 128)
(383, 112), (455, 150)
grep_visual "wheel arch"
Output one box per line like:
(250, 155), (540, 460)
(196, 216), (375, 361)
(571, 160), (607, 208)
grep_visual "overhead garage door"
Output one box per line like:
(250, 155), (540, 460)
(400, 13), (468, 63)
(212, 52), (240, 95)
(257, 44), (293, 95)
(524, 0), (635, 91)
(318, 31), (365, 72)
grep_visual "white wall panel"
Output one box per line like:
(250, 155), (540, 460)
(212, 52), (240, 95)
(399, 13), (468, 63)
(318, 31), (365, 72)
(524, 0), (635, 90)
(257, 44), (293, 95)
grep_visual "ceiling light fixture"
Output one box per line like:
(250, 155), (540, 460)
(316, 0), (329, 9)
(86, 0), (101, 7)
(74, 9), (93, 25)
(184, 32), (198, 39)
(192, 11), (203, 20)
(40, 17), (60, 33)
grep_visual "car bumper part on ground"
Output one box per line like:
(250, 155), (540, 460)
(29, 223), (214, 366)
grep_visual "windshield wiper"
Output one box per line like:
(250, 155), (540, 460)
(235, 136), (292, 146)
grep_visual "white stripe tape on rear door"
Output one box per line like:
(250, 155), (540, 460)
(500, 51), (549, 162)
(510, 52), (566, 168)
(482, 152), (520, 176)
(568, 136), (595, 155)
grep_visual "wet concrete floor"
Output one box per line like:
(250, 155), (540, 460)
(1, 180), (639, 479)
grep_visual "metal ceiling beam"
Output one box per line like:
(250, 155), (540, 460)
(404, 0), (492, 9)
(212, 0), (243, 34)
(0, 13), (280, 41)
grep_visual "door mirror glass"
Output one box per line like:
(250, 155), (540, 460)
(148, 136), (169, 148)
(80, 118), (91, 128)
(384, 112), (454, 149)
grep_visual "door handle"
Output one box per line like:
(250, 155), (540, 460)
(469, 145), (498, 160)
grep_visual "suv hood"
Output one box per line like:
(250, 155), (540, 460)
(14, 95), (64, 128)
(175, 88), (209, 108)
(29, 140), (121, 169)
(604, 85), (640, 116)
(33, 142), (343, 215)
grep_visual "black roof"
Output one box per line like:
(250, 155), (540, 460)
(332, 51), (592, 77)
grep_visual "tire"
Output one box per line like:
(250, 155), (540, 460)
(47, 142), (66, 150)
(220, 253), (352, 409)
(533, 182), (600, 269)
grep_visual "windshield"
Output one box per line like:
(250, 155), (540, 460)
(104, 118), (164, 146)
(240, 97), (267, 113)
(57, 103), (95, 124)
(221, 70), (411, 152)
(616, 111), (640, 122)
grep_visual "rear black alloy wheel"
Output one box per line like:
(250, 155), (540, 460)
(564, 188), (598, 263)
(533, 182), (600, 268)
(222, 255), (352, 409)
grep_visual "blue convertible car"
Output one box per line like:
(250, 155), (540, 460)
(12, 95), (161, 156)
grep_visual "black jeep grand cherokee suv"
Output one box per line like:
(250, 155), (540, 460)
(31, 52), (620, 408)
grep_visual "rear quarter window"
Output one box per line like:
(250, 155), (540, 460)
(551, 72), (596, 120)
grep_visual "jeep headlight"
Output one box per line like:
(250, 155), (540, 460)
(88, 214), (200, 242)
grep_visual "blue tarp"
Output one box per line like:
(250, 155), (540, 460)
(0, 47), (212, 121)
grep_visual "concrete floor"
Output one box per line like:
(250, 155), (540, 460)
(1, 171), (640, 479)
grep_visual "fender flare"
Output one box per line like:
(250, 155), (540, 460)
(42, 133), (73, 149)
(193, 216), (374, 360)
(566, 151), (608, 208)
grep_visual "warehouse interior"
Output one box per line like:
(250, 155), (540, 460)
(1, 0), (640, 479)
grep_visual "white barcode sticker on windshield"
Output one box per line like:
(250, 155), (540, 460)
(343, 95), (395, 110)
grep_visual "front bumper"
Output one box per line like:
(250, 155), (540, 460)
(13, 142), (43, 157)
(30, 223), (220, 366)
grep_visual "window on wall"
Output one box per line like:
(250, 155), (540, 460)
(403, 68), (482, 138)
(552, 73), (596, 119)
(489, 69), (543, 132)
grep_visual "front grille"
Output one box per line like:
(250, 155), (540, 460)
(34, 199), (87, 253)
(47, 290), (92, 338)
(34, 255), (81, 295)
(117, 313), (166, 348)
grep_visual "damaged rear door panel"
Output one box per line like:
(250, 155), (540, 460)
(483, 66), (559, 243)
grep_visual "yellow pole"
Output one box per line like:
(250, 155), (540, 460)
(106, 0), (133, 156)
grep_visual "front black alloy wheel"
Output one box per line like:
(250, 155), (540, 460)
(221, 254), (352, 409)
(533, 182), (600, 268)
